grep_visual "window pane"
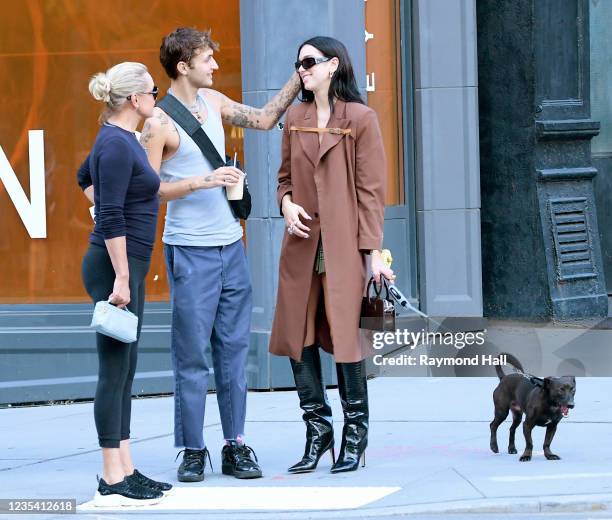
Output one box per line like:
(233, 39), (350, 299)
(0, 0), (242, 303)
(590, 0), (612, 156)
(365, 0), (405, 206)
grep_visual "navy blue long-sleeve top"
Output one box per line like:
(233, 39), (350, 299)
(78, 124), (160, 260)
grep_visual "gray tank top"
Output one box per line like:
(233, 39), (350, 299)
(160, 90), (243, 246)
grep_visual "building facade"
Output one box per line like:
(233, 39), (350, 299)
(4, 0), (604, 404)
(478, 0), (609, 321)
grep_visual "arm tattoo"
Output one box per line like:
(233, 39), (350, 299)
(263, 78), (300, 121)
(224, 104), (261, 129)
(140, 121), (154, 151)
(155, 110), (177, 134)
(204, 175), (212, 182)
(223, 74), (300, 129)
(156, 111), (170, 125)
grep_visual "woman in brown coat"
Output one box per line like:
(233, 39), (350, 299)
(269, 36), (395, 474)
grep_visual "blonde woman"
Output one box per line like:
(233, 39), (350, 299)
(79, 62), (169, 505)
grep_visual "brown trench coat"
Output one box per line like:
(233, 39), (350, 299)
(268, 100), (387, 363)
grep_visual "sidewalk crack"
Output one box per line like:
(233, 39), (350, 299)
(452, 467), (486, 498)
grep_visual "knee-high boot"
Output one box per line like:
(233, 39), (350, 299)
(288, 346), (336, 473)
(330, 360), (368, 473)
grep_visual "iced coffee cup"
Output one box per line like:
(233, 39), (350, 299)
(226, 170), (245, 200)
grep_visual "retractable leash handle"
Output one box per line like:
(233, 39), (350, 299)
(381, 249), (418, 312)
(388, 284), (430, 319)
(381, 249), (445, 328)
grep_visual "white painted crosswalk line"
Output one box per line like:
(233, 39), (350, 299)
(78, 486), (401, 511)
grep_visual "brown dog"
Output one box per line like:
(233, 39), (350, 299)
(490, 353), (576, 461)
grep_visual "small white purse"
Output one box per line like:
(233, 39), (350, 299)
(90, 299), (138, 344)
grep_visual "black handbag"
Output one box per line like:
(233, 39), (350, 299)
(156, 95), (252, 220)
(360, 276), (397, 331)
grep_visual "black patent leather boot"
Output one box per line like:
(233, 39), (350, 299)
(330, 360), (368, 473)
(288, 346), (335, 473)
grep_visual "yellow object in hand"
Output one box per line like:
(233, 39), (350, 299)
(381, 249), (393, 268)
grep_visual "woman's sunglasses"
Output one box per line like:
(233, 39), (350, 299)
(294, 56), (331, 71)
(127, 86), (159, 101)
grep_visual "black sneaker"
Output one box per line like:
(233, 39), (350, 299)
(176, 448), (212, 482)
(93, 476), (163, 507)
(128, 469), (173, 493)
(221, 441), (263, 479)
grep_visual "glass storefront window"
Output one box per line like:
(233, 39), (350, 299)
(365, 0), (405, 206)
(0, 0), (242, 303)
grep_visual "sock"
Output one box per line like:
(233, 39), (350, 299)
(225, 435), (245, 446)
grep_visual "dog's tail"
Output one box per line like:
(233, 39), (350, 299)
(495, 352), (525, 379)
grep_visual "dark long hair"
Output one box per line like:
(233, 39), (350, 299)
(297, 36), (364, 110)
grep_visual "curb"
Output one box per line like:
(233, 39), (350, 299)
(377, 494), (612, 516)
(77, 493), (612, 518)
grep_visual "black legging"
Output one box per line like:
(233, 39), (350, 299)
(81, 243), (150, 448)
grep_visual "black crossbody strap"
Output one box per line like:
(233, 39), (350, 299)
(156, 94), (225, 169)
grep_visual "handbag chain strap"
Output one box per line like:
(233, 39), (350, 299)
(366, 276), (391, 300)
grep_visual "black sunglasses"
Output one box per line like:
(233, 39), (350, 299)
(127, 86), (159, 101)
(294, 56), (331, 71)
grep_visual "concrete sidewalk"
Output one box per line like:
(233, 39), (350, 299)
(1, 377), (611, 517)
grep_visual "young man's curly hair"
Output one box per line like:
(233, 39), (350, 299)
(160, 27), (219, 80)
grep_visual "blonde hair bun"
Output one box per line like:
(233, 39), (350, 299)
(88, 62), (149, 123)
(89, 72), (112, 103)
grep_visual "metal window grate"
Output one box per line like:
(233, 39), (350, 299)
(549, 198), (596, 281)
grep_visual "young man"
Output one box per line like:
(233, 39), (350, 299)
(142, 27), (300, 482)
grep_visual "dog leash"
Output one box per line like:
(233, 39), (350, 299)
(381, 251), (548, 378)
(496, 351), (545, 386)
(514, 368), (545, 387)
(381, 249), (448, 332)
